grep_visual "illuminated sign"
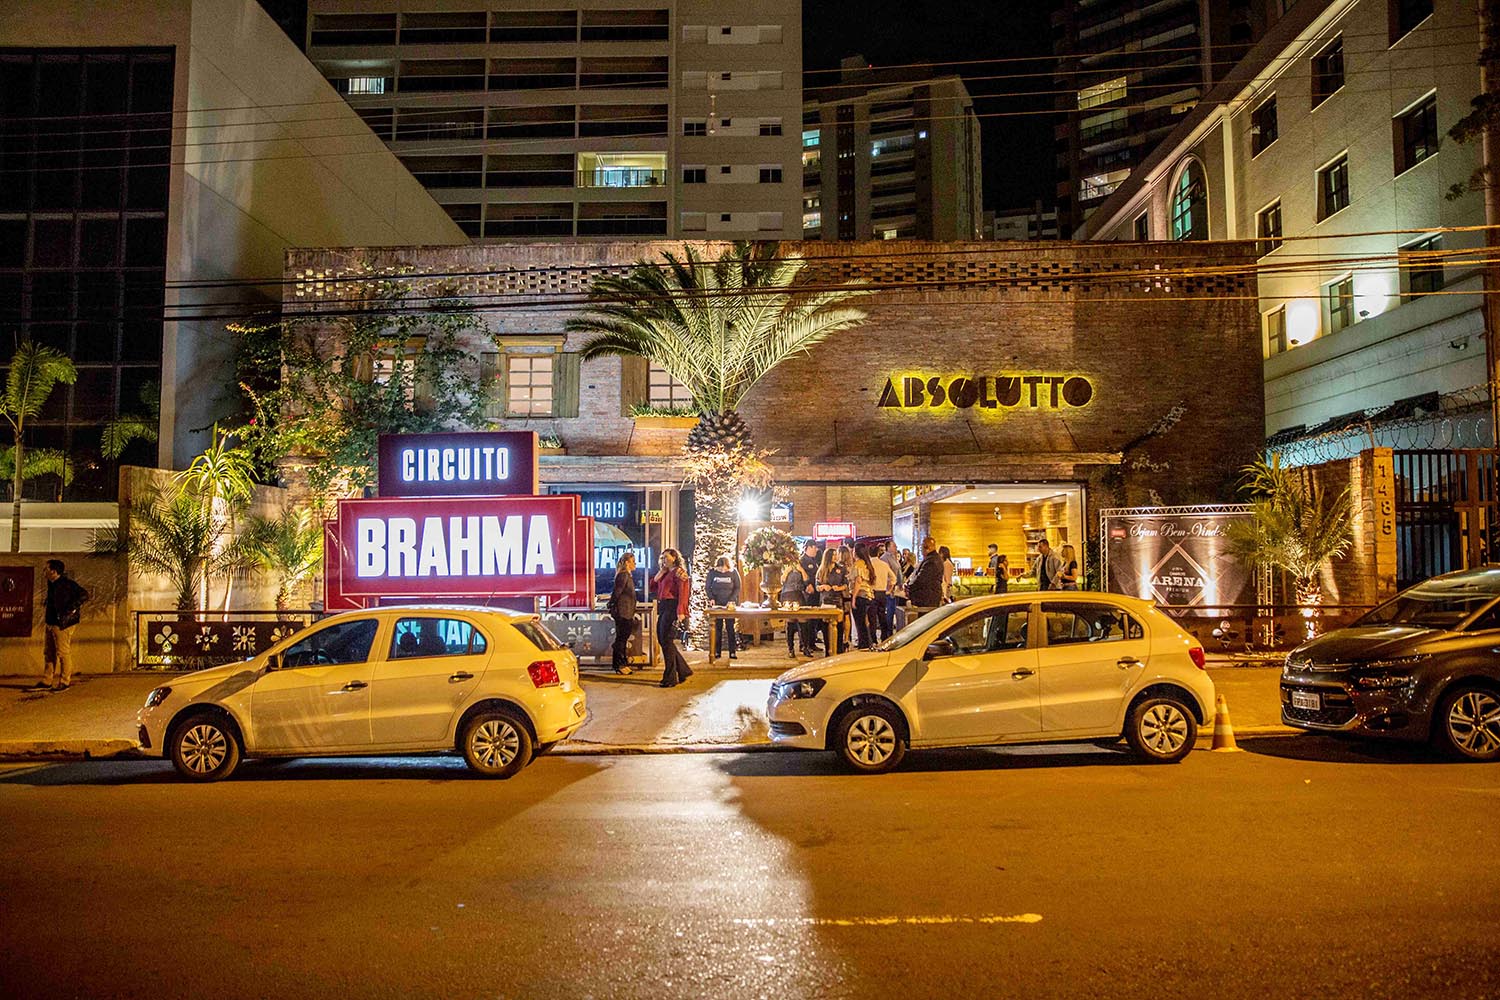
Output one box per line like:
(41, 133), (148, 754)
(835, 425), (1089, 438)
(877, 374), (1094, 411)
(377, 431), (538, 498)
(1102, 509), (1254, 616)
(334, 495), (586, 598)
(813, 521), (857, 540)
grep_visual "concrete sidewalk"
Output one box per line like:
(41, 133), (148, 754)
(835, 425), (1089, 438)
(0, 651), (1290, 759)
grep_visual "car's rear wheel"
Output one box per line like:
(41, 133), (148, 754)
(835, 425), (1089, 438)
(170, 712), (242, 782)
(1434, 685), (1500, 762)
(461, 709), (533, 778)
(834, 702), (906, 774)
(1125, 695), (1196, 764)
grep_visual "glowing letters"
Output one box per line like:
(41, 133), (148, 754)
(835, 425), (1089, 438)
(356, 514), (556, 579)
(399, 445), (509, 486)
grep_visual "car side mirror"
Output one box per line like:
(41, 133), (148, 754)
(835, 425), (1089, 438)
(924, 638), (956, 660)
(265, 652), (282, 672)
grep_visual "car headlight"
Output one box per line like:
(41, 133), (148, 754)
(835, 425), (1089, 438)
(1354, 674), (1414, 689)
(143, 686), (172, 708)
(1353, 655), (1426, 690)
(1363, 655), (1428, 671)
(775, 678), (826, 701)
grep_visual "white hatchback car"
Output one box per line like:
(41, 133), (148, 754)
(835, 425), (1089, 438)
(138, 606), (586, 781)
(768, 593), (1214, 772)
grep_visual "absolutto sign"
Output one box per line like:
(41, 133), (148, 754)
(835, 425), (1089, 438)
(335, 495), (585, 598)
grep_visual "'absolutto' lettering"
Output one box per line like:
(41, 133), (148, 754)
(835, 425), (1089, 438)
(876, 374), (1094, 410)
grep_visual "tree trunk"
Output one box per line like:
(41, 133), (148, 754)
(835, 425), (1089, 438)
(10, 438), (23, 553)
(1294, 576), (1323, 641)
(689, 493), (739, 647)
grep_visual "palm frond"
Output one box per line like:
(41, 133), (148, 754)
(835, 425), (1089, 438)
(0, 446), (74, 486)
(101, 414), (160, 461)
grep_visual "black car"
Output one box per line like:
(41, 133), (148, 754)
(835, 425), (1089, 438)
(1281, 567), (1500, 761)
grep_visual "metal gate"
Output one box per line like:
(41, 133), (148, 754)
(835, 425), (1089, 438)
(1392, 449), (1499, 589)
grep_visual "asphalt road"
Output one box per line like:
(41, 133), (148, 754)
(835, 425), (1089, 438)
(1, 738), (1497, 1000)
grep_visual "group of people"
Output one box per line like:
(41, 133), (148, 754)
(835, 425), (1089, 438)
(604, 534), (1084, 678)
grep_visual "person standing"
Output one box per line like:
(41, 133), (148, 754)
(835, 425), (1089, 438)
(705, 556), (741, 660)
(879, 542), (904, 636)
(851, 543), (881, 650)
(816, 547), (849, 653)
(39, 559), (88, 692)
(777, 557), (809, 657)
(907, 538), (945, 609)
(987, 544), (1009, 594)
(1059, 545), (1081, 591)
(1033, 539), (1063, 592)
(652, 549), (694, 687)
(799, 540), (823, 655)
(607, 553), (638, 675)
(938, 546), (956, 604)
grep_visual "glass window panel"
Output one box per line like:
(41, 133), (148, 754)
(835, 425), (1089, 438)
(78, 219), (120, 266)
(32, 219), (75, 267)
(70, 366), (116, 420)
(0, 220), (26, 266)
(123, 217), (166, 266)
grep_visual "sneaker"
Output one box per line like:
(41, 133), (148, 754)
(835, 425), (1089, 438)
(614, 666), (634, 676)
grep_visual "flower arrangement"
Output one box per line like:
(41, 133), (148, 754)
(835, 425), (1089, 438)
(741, 525), (798, 569)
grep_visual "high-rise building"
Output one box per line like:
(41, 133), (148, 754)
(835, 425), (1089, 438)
(801, 60), (983, 241)
(304, 1), (802, 241)
(1052, 0), (1274, 236)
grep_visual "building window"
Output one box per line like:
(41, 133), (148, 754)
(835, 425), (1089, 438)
(1170, 160), (1207, 241)
(1401, 234), (1444, 299)
(1251, 98), (1278, 156)
(759, 167), (782, 183)
(1394, 93), (1439, 175)
(1077, 76), (1127, 110)
(1256, 201), (1282, 256)
(648, 363), (693, 409)
(1133, 213), (1149, 241)
(683, 166), (706, 183)
(1327, 276), (1356, 334)
(683, 119), (707, 136)
(1265, 307), (1288, 356)
(1317, 154), (1350, 220)
(802, 211), (821, 230)
(1390, 0), (1432, 43)
(1312, 37), (1344, 108)
(802, 128), (820, 148)
(1079, 168), (1129, 200)
(347, 76), (386, 95)
(759, 119), (783, 136)
(720, 165), (732, 174)
(506, 353), (554, 416)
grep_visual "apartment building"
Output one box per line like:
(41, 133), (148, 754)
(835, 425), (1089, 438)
(801, 62), (983, 241)
(305, 1), (802, 241)
(1078, 0), (1485, 462)
(984, 203), (1061, 240)
(1052, 0), (1275, 237)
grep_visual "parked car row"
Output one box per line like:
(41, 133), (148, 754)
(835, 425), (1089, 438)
(137, 568), (1500, 781)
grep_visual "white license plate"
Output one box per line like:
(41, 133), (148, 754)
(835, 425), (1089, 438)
(1291, 690), (1321, 711)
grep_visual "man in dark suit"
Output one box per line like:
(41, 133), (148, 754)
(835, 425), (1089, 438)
(799, 541), (823, 653)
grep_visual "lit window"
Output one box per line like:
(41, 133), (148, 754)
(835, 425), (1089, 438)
(1394, 93), (1438, 175)
(802, 128), (820, 148)
(506, 354), (554, 416)
(802, 211), (821, 230)
(1170, 160), (1207, 240)
(648, 363), (693, 409)
(1327, 276), (1355, 333)
(348, 77), (386, 95)
(1079, 168), (1129, 200)
(1317, 154), (1350, 220)
(1077, 76), (1127, 110)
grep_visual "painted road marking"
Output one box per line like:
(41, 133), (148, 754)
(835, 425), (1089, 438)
(732, 913), (1043, 928)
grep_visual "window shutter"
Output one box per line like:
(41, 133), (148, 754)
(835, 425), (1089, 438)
(479, 351), (505, 420)
(619, 355), (648, 415)
(554, 351), (581, 418)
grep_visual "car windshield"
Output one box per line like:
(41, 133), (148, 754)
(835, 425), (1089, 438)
(874, 603), (970, 652)
(1357, 575), (1500, 630)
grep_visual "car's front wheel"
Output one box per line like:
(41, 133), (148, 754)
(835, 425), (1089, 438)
(169, 712), (242, 782)
(461, 709), (533, 778)
(1435, 685), (1500, 762)
(833, 702), (906, 774)
(1126, 695), (1196, 764)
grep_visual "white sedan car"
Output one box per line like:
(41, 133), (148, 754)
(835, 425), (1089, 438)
(138, 606), (586, 781)
(768, 593), (1214, 772)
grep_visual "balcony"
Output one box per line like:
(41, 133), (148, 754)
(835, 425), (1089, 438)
(575, 153), (668, 189)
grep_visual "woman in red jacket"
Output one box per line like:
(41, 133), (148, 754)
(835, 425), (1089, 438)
(652, 548), (695, 688)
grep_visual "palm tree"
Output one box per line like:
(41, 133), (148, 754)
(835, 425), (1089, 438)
(567, 242), (868, 638)
(176, 424), (258, 610)
(245, 507), (323, 613)
(93, 485), (250, 613)
(101, 380), (160, 461)
(1, 339), (78, 552)
(0, 447), (74, 499)
(1226, 454), (1355, 640)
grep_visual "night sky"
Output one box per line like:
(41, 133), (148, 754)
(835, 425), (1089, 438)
(254, 0), (1058, 212)
(802, 0), (1057, 211)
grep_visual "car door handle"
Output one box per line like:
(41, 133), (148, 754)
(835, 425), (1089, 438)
(449, 671), (474, 683)
(1117, 657), (1142, 668)
(1012, 668), (1036, 679)
(342, 680), (368, 691)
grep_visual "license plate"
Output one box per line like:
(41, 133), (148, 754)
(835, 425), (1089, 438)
(1291, 690), (1321, 711)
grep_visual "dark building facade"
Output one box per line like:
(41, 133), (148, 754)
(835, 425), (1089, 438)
(1052, 0), (1277, 237)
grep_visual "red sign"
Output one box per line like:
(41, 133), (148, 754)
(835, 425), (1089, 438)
(813, 522), (857, 540)
(333, 495), (587, 599)
(0, 566), (34, 637)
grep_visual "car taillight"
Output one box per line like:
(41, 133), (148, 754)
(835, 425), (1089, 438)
(1188, 646), (1206, 670)
(527, 660), (561, 687)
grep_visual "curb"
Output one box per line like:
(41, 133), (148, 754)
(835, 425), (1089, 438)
(0, 740), (144, 760)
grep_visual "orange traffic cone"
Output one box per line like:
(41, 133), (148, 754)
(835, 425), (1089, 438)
(1211, 694), (1240, 752)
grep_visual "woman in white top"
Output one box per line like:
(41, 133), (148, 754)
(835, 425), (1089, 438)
(852, 542), (880, 650)
(938, 545), (955, 603)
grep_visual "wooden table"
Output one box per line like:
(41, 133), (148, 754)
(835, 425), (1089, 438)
(705, 606), (845, 663)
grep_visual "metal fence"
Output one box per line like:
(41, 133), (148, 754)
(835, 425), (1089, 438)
(1392, 449), (1499, 589)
